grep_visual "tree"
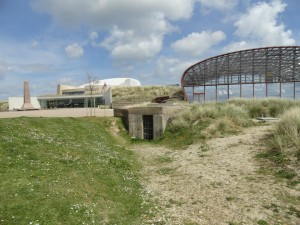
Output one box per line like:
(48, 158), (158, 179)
(86, 72), (97, 117)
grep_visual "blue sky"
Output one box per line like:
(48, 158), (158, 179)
(0, 0), (300, 99)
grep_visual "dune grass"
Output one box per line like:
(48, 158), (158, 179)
(112, 86), (182, 104)
(227, 98), (300, 118)
(160, 98), (300, 149)
(0, 117), (149, 225)
(269, 107), (300, 154)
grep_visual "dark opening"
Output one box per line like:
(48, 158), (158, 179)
(143, 115), (154, 140)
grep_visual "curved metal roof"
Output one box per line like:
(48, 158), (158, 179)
(181, 46), (300, 87)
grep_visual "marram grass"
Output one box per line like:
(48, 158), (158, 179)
(161, 98), (300, 149)
(269, 107), (300, 154)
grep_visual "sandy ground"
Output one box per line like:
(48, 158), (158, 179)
(132, 125), (300, 225)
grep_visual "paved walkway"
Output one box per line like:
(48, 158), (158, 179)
(0, 108), (114, 118)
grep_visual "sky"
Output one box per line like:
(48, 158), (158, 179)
(0, 0), (300, 99)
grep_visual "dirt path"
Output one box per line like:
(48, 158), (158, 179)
(132, 125), (300, 225)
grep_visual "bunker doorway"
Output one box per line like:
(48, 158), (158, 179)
(143, 115), (154, 140)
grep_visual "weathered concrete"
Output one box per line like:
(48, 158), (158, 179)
(115, 105), (184, 140)
(21, 81), (37, 110)
(0, 108), (114, 118)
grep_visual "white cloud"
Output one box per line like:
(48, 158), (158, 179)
(65, 43), (84, 58)
(156, 57), (197, 81)
(32, 0), (196, 61)
(101, 27), (162, 61)
(226, 0), (295, 52)
(89, 31), (98, 41)
(32, 0), (194, 28)
(223, 41), (255, 53)
(172, 31), (226, 56)
(197, 0), (238, 11)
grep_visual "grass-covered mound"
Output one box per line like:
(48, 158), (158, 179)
(0, 117), (147, 225)
(161, 98), (300, 149)
(112, 86), (183, 104)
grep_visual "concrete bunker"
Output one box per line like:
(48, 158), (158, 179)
(115, 105), (183, 140)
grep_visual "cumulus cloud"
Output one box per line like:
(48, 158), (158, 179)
(31, 0), (196, 61)
(89, 31), (98, 41)
(65, 43), (84, 58)
(156, 56), (197, 81)
(101, 27), (162, 61)
(225, 0), (295, 52)
(31, 0), (194, 28)
(172, 31), (226, 56)
(197, 0), (238, 11)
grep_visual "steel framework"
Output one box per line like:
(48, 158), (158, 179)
(181, 46), (300, 102)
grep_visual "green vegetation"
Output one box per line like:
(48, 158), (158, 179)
(112, 86), (183, 104)
(269, 107), (300, 154)
(0, 101), (8, 111)
(161, 102), (252, 149)
(160, 98), (300, 149)
(257, 219), (269, 225)
(154, 155), (173, 164)
(258, 107), (300, 185)
(227, 98), (300, 118)
(0, 117), (149, 225)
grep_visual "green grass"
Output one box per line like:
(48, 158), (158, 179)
(0, 117), (148, 225)
(112, 86), (183, 104)
(257, 219), (269, 225)
(157, 99), (300, 149)
(154, 155), (173, 164)
(256, 107), (300, 185)
(159, 102), (253, 149)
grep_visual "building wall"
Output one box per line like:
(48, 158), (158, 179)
(8, 97), (41, 111)
(57, 85), (78, 95)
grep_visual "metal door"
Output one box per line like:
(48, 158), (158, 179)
(143, 115), (153, 140)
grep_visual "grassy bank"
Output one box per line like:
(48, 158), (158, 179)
(112, 86), (183, 104)
(0, 117), (148, 225)
(160, 98), (300, 149)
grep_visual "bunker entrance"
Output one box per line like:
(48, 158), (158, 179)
(143, 115), (153, 140)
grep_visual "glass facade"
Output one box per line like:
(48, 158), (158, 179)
(182, 46), (300, 103)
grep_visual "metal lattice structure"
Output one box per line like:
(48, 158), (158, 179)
(181, 46), (300, 102)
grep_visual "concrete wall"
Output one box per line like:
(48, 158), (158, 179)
(8, 97), (41, 111)
(0, 108), (114, 118)
(103, 88), (112, 105)
(114, 105), (183, 139)
(128, 114), (143, 138)
(153, 114), (164, 139)
(114, 105), (185, 140)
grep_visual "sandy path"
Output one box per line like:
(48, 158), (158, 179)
(132, 125), (300, 225)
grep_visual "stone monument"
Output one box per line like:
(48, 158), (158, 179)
(20, 80), (36, 110)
